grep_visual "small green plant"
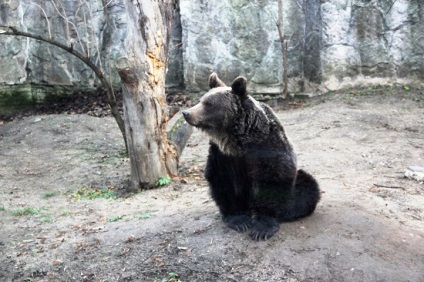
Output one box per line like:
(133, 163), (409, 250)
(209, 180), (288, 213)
(108, 215), (124, 222)
(0, 206), (5, 212)
(12, 207), (41, 216)
(162, 272), (180, 282)
(61, 210), (70, 216)
(117, 148), (129, 157)
(42, 215), (53, 223)
(403, 85), (411, 91)
(42, 192), (56, 199)
(70, 186), (116, 200)
(135, 212), (154, 219)
(156, 176), (171, 187)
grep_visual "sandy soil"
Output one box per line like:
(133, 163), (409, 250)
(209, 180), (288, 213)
(0, 89), (423, 281)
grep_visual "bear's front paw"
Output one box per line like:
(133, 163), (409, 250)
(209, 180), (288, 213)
(250, 215), (280, 241)
(223, 215), (254, 232)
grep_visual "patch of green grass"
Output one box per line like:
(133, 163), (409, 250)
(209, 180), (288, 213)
(42, 192), (56, 199)
(108, 215), (124, 222)
(70, 186), (116, 200)
(336, 84), (398, 98)
(12, 207), (41, 216)
(156, 176), (171, 187)
(0, 206), (5, 212)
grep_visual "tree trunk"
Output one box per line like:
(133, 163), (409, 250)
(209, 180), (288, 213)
(1, 1), (191, 192)
(117, 0), (188, 192)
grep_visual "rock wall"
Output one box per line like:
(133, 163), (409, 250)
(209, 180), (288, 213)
(180, 0), (424, 95)
(180, 0), (314, 95)
(0, 0), (423, 107)
(320, 0), (424, 91)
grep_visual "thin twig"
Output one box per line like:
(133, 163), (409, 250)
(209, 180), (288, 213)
(51, 0), (86, 54)
(29, 1), (52, 39)
(169, 41), (183, 50)
(138, 265), (238, 282)
(386, 0), (397, 14)
(78, 0), (90, 56)
(50, 0), (69, 42)
(373, 184), (405, 190)
(87, 1), (103, 72)
(105, 0), (116, 7)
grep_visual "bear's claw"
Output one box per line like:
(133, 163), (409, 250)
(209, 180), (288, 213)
(250, 215), (280, 241)
(224, 215), (254, 232)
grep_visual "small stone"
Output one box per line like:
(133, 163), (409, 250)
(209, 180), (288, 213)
(405, 166), (424, 182)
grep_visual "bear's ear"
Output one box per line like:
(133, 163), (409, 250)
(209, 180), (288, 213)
(209, 72), (226, 89)
(231, 76), (247, 97)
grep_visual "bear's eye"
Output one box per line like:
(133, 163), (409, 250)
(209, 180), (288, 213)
(204, 101), (212, 107)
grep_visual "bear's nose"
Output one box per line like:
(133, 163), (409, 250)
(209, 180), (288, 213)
(182, 111), (190, 117)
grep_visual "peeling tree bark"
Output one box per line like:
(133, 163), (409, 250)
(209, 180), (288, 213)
(117, 0), (192, 192)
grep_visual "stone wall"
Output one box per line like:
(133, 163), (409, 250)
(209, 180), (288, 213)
(180, 0), (424, 95)
(0, 0), (423, 107)
(320, 0), (424, 91)
(180, 0), (314, 95)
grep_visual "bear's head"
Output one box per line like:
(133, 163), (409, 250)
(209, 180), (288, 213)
(182, 73), (271, 155)
(182, 73), (245, 130)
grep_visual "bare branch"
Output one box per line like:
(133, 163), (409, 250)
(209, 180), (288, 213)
(29, 1), (52, 39)
(0, 25), (127, 150)
(293, 0), (302, 9)
(107, 49), (117, 102)
(78, 0), (91, 57)
(50, 0), (70, 43)
(277, 0), (282, 29)
(386, 0), (397, 14)
(276, 0), (288, 97)
(51, 0), (86, 54)
(0, 26), (99, 85)
(373, 183), (405, 190)
(86, 1), (103, 72)
(105, 0), (116, 7)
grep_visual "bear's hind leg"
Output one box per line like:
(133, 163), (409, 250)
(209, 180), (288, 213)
(277, 169), (320, 221)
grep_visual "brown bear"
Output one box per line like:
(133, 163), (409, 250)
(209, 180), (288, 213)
(182, 73), (320, 240)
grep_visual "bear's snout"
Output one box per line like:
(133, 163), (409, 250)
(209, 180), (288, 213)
(182, 110), (195, 126)
(182, 111), (190, 118)
(182, 104), (205, 127)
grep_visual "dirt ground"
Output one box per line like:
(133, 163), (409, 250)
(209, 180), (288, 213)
(0, 88), (423, 281)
